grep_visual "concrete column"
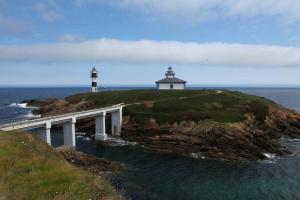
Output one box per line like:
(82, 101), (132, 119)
(40, 122), (51, 145)
(95, 112), (107, 141)
(111, 108), (122, 136)
(63, 117), (76, 147)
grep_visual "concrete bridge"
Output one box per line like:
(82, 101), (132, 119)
(0, 104), (124, 147)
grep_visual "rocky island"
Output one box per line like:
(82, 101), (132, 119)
(27, 89), (300, 161)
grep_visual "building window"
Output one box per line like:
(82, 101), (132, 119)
(170, 84), (173, 89)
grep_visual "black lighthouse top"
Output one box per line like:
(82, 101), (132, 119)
(91, 67), (98, 78)
(165, 66), (175, 78)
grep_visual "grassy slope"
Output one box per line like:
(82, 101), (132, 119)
(0, 131), (121, 200)
(66, 89), (273, 125)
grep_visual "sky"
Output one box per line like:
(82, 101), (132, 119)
(1, 0), (300, 86)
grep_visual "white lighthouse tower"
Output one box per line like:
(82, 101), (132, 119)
(90, 67), (98, 93)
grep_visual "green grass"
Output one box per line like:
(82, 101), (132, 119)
(66, 89), (273, 125)
(0, 131), (122, 200)
(66, 89), (213, 106)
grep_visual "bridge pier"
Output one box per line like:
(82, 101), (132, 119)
(111, 108), (122, 136)
(63, 117), (76, 147)
(40, 122), (51, 145)
(95, 112), (107, 141)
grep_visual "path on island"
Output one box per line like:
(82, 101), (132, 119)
(126, 89), (224, 107)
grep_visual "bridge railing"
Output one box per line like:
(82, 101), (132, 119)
(0, 103), (125, 130)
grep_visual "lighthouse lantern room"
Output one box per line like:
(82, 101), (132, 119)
(91, 67), (98, 93)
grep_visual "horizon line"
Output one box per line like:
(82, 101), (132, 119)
(2, 84), (300, 88)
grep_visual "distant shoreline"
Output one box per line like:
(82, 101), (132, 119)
(2, 85), (300, 89)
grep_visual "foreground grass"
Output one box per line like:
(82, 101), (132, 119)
(66, 89), (273, 125)
(0, 131), (122, 200)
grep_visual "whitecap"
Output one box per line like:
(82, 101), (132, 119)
(257, 153), (278, 164)
(263, 153), (276, 159)
(259, 159), (276, 164)
(287, 138), (300, 141)
(190, 152), (206, 159)
(25, 106), (39, 109)
(25, 112), (41, 119)
(280, 136), (300, 142)
(9, 102), (38, 109)
(9, 103), (28, 108)
(106, 136), (137, 146)
(82, 137), (91, 141)
(127, 141), (137, 146)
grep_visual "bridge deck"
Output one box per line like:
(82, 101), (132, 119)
(0, 104), (124, 131)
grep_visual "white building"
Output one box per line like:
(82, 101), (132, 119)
(156, 66), (187, 90)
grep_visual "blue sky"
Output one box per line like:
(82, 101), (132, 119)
(1, 0), (300, 86)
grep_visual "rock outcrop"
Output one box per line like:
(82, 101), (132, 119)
(121, 104), (300, 161)
(24, 98), (95, 116)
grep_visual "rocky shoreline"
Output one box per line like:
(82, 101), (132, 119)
(121, 104), (300, 161)
(25, 92), (300, 161)
(57, 148), (124, 175)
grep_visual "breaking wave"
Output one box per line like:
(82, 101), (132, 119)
(9, 103), (28, 108)
(24, 112), (41, 119)
(106, 136), (137, 146)
(263, 153), (276, 159)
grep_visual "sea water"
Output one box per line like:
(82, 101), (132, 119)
(1, 87), (300, 200)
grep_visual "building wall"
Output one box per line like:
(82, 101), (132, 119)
(158, 83), (185, 90)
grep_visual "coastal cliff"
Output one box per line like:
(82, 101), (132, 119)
(28, 89), (300, 161)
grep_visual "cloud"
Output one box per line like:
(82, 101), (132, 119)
(34, 1), (64, 22)
(78, 0), (300, 23)
(1, 38), (300, 67)
(0, 14), (30, 35)
(56, 34), (85, 42)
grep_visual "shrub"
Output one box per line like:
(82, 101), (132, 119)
(247, 101), (269, 124)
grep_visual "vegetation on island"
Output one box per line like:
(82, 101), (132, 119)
(0, 131), (122, 200)
(30, 89), (300, 161)
(66, 89), (273, 125)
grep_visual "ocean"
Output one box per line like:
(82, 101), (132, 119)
(1, 87), (300, 200)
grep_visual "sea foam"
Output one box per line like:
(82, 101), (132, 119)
(9, 103), (28, 108)
(25, 112), (41, 119)
(263, 153), (276, 159)
(105, 136), (137, 146)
